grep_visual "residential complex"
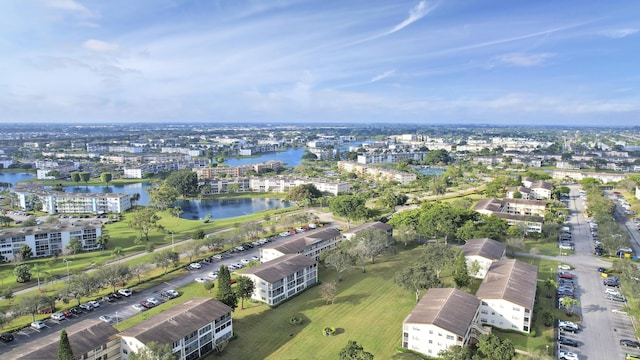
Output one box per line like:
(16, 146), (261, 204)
(243, 253), (318, 306)
(260, 227), (342, 262)
(0, 219), (102, 261)
(462, 238), (506, 279)
(119, 298), (233, 360)
(473, 198), (546, 233)
(14, 182), (131, 214)
(338, 161), (417, 184)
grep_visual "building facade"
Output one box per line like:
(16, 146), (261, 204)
(260, 227), (342, 262)
(462, 238), (506, 279)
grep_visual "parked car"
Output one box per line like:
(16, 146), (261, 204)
(131, 304), (146, 312)
(240, 258), (250, 264)
(557, 264), (571, 270)
(609, 294), (626, 302)
(140, 300), (155, 309)
(102, 295), (115, 303)
(160, 289), (180, 299)
(51, 313), (66, 321)
(558, 336), (579, 347)
(207, 271), (218, 279)
(558, 350), (579, 360)
(146, 297), (162, 306)
(31, 321), (47, 330)
(626, 354), (640, 360)
(621, 340), (640, 349)
(88, 300), (100, 308)
(70, 307), (83, 315)
(558, 272), (573, 279)
(605, 288), (622, 296)
(251, 255), (260, 262)
(62, 309), (73, 318)
(189, 262), (202, 270)
(613, 308), (629, 315)
(194, 277), (208, 283)
(118, 288), (132, 297)
(99, 315), (113, 323)
(604, 278), (619, 287)
(558, 320), (579, 332)
(79, 303), (93, 311)
(0, 333), (13, 343)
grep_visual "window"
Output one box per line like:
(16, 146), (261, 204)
(446, 335), (454, 340)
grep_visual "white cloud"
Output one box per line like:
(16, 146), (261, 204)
(497, 53), (554, 67)
(386, 0), (435, 35)
(370, 70), (395, 83)
(83, 39), (120, 53)
(43, 0), (95, 17)
(601, 28), (639, 39)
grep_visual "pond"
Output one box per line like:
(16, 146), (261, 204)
(413, 166), (445, 176)
(174, 198), (293, 220)
(59, 184), (291, 220)
(223, 148), (305, 167)
(0, 172), (35, 186)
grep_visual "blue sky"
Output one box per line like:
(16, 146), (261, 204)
(1, 0), (639, 126)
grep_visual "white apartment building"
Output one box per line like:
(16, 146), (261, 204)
(476, 259), (537, 333)
(462, 238), (506, 279)
(243, 253), (318, 306)
(249, 177), (350, 195)
(0, 220), (102, 261)
(15, 186), (131, 215)
(356, 152), (427, 165)
(473, 198), (545, 233)
(119, 298), (233, 360)
(260, 227), (342, 262)
(337, 161), (417, 184)
(402, 288), (480, 358)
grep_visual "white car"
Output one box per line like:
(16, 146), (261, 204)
(51, 313), (66, 321)
(251, 255), (260, 261)
(605, 288), (621, 296)
(194, 277), (208, 283)
(88, 300), (100, 308)
(240, 258), (250, 264)
(208, 271), (218, 279)
(612, 308), (628, 315)
(31, 321), (47, 330)
(234, 263), (244, 269)
(118, 288), (132, 297)
(557, 264), (571, 270)
(98, 315), (113, 323)
(131, 304), (146, 312)
(189, 262), (202, 270)
(558, 350), (578, 360)
(146, 297), (161, 306)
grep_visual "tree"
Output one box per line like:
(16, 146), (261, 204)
(148, 183), (179, 210)
(71, 172), (81, 185)
(112, 246), (125, 262)
(216, 265), (238, 310)
(57, 329), (74, 360)
(505, 237), (526, 256)
(170, 205), (183, 218)
(129, 342), (178, 360)
(79, 171), (91, 186)
(153, 250), (177, 274)
(419, 243), (456, 279)
(181, 241), (203, 263)
(286, 183), (323, 206)
(58, 274), (99, 306)
(130, 263), (150, 285)
(438, 346), (475, 360)
(542, 278), (557, 298)
(129, 207), (159, 241)
(98, 264), (131, 293)
(542, 311), (555, 327)
(560, 297), (580, 316)
(19, 244), (33, 261)
(14, 264), (32, 282)
(130, 192), (141, 206)
(235, 276), (255, 309)
(476, 334), (516, 360)
(348, 228), (392, 270)
(319, 280), (338, 304)
(393, 223), (418, 247)
(452, 252), (471, 288)
(429, 175), (447, 198)
(165, 170), (198, 198)
(320, 247), (351, 281)
(339, 340), (374, 360)
(191, 229), (205, 240)
(97, 234), (110, 253)
(0, 215), (12, 227)
(32, 264), (48, 289)
(100, 172), (113, 185)
(46, 169), (61, 179)
(394, 264), (441, 303)
(66, 238), (83, 256)
(330, 195), (368, 228)
(469, 260), (481, 277)
(17, 294), (52, 322)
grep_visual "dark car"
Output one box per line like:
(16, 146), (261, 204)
(140, 300), (155, 309)
(110, 292), (122, 299)
(70, 307), (83, 315)
(620, 340), (640, 349)
(0, 333), (14, 343)
(609, 294), (626, 302)
(604, 278), (620, 287)
(558, 272), (573, 279)
(558, 336), (579, 347)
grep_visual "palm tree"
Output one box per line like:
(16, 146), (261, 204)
(542, 278), (557, 298)
(542, 311), (555, 327)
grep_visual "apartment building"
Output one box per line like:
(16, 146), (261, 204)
(476, 259), (537, 333)
(194, 161), (284, 179)
(119, 298), (233, 360)
(15, 183), (131, 214)
(462, 238), (506, 279)
(337, 161), (417, 184)
(402, 288), (480, 358)
(243, 253), (318, 306)
(473, 198), (544, 233)
(356, 152), (427, 165)
(12, 320), (120, 360)
(248, 176), (350, 195)
(0, 219), (102, 261)
(260, 227), (342, 262)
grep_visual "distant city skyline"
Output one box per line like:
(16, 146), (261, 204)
(1, 0), (639, 126)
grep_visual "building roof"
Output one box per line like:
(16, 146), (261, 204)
(403, 288), (479, 337)
(531, 181), (553, 190)
(0, 219), (102, 237)
(473, 198), (502, 213)
(243, 253), (316, 283)
(342, 221), (393, 237)
(502, 198), (548, 208)
(119, 298), (232, 344)
(12, 320), (119, 360)
(476, 259), (538, 309)
(462, 238), (506, 260)
(266, 227), (340, 254)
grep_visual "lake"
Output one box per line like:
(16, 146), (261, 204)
(174, 198), (293, 220)
(413, 166), (445, 176)
(223, 148), (305, 167)
(0, 172), (35, 186)
(60, 184), (291, 220)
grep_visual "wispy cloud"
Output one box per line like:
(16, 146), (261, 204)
(385, 0), (435, 36)
(497, 53), (554, 67)
(601, 28), (639, 38)
(83, 39), (120, 53)
(370, 69), (395, 83)
(43, 0), (95, 17)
